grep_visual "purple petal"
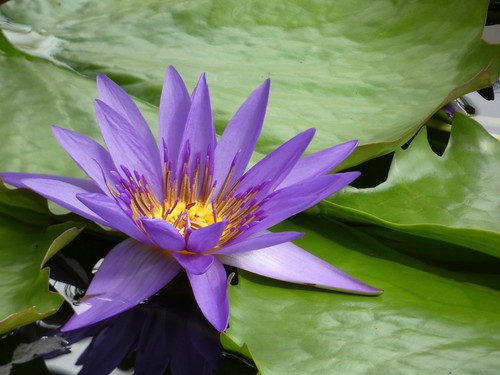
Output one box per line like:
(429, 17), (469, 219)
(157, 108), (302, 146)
(0, 173), (107, 225)
(187, 221), (227, 254)
(229, 129), (315, 199)
(266, 172), (361, 211)
(158, 66), (191, 169)
(94, 100), (163, 199)
(176, 73), (215, 181)
(278, 140), (358, 188)
(219, 241), (381, 295)
(187, 258), (229, 332)
(246, 172), (360, 237)
(213, 80), (270, 195)
(141, 218), (185, 251)
(96, 74), (155, 150)
(173, 253), (215, 275)
(52, 126), (117, 195)
(77, 193), (150, 244)
(62, 238), (182, 331)
(216, 231), (303, 255)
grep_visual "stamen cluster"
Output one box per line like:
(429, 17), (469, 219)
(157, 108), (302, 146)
(107, 144), (265, 249)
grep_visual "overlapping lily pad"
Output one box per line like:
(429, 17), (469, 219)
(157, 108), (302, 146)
(0, 183), (83, 335)
(322, 114), (500, 258)
(0, 1), (499, 373)
(1, 0), (499, 167)
(0, 34), (159, 177)
(225, 216), (500, 374)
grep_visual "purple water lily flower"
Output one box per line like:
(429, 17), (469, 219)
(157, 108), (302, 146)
(1, 66), (381, 332)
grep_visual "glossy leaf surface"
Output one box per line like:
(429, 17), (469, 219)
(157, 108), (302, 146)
(0, 184), (83, 334)
(226, 217), (500, 374)
(1, 0), (498, 168)
(323, 114), (500, 258)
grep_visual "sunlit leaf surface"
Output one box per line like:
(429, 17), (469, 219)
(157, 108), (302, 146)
(1, 0), (499, 168)
(0, 39), (158, 176)
(0, 0), (499, 373)
(226, 217), (500, 374)
(323, 114), (500, 258)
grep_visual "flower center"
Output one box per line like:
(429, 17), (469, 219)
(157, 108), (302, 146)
(167, 200), (217, 232)
(107, 148), (264, 247)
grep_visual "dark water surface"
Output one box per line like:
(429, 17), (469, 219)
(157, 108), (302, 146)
(0, 231), (256, 375)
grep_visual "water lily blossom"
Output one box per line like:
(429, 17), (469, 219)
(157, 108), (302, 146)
(1, 67), (381, 332)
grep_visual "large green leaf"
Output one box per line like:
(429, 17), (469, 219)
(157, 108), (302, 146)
(1, 0), (499, 167)
(322, 114), (500, 258)
(0, 183), (83, 334)
(225, 216), (500, 374)
(0, 37), (159, 176)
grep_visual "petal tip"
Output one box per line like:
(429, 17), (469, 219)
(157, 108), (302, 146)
(93, 98), (103, 110)
(96, 72), (109, 82)
(198, 72), (208, 85)
(51, 125), (65, 137)
(214, 316), (230, 332)
(255, 78), (271, 101)
(166, 65), (181, 79)
(344, 139), (359, 150)
(357, 286), (384, 296)
(96, 73), (112, 90)
(60, 317), (84, 332)
(303, 127), (316, 140)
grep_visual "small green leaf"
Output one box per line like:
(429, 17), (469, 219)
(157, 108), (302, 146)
(322, 114), (500, 258)
(0, 181), (50, 224)
(225, 216), (500, 374)
(0, 186), (83, 334)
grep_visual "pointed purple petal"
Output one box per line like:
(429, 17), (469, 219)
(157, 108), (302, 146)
(240, 172), (360, 239)
(264, 172), (361, 213)
(62, 239), (182, 331)
(77, 193), (150, 244)
(96, 73), (154, 148)
(0, 173), (107, 225)
(159, 66), (191, 169)
(216, 231), (303, 255)
(213, 80), (270, 195)
(141, 218), (185, 251)
(229, 129), (315, 199)
(278, 140), (358, 188)
(219, 242), (381, 295)
(94, 99), (163, 198)
(52, 126), (116, 195)
(187, 221), (227, 254)
(176, 73), (215, 180)
(187, 258), (229, 332)
(173, 253), (215, 275)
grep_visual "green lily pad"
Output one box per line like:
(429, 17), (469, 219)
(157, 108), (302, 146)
(321, 114), (500, 258)
(0, 37), (159, 177)
(225, 216), (500, 374)
(1, 0), (499, 167)
(0, 183), (83, 335)
(359, 225), (500, 274)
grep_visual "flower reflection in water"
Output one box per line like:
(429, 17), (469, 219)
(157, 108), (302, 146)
(62, 292), (223, 375)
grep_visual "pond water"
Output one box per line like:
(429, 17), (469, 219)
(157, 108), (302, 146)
(0, 245), (256, 375)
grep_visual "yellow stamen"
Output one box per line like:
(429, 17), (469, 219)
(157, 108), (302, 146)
(109, 157), (262, 250)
